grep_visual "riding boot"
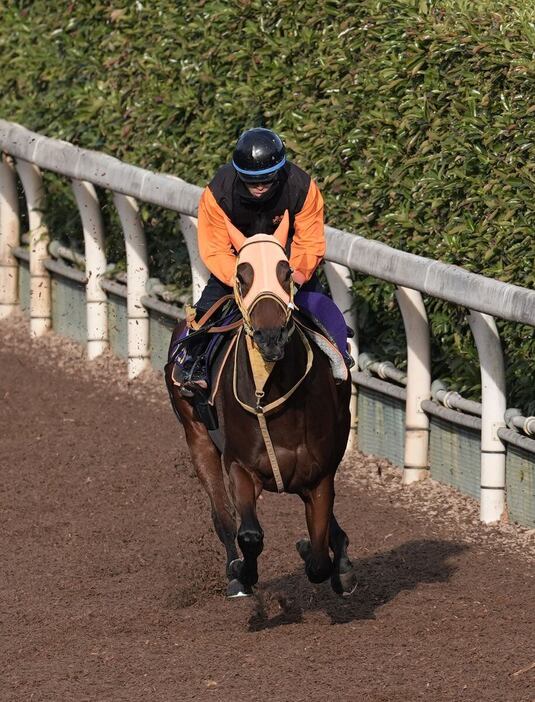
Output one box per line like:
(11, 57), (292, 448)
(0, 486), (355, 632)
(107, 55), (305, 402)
(175, 330), (219, 429)
(343, 350), (356, 370)
(174, 332), (210, 396)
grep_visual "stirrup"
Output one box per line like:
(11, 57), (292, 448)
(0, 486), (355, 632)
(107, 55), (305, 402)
(344, 352), (355, 370)
(180, 379), (208, 398)
(172, 363), (208, 398)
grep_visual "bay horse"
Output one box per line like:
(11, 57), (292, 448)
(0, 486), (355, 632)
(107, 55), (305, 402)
(165, 211), (356, 597)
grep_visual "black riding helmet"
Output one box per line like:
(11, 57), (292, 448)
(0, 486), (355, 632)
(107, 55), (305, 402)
(232, 128), (286, 183)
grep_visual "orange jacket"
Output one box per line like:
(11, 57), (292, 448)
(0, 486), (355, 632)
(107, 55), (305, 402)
(197, 174), (325, 287)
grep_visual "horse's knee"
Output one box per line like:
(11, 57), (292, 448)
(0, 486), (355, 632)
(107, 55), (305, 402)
(238, 528), (264, 559)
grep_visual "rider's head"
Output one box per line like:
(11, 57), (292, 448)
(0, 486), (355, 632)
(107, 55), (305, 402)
(232, 128), (286, 196)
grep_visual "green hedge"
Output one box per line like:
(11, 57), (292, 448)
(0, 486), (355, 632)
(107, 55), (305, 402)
(1, 0), (535, 409)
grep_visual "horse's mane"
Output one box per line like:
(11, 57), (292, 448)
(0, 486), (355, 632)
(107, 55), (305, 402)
(250, 212), (276, 236)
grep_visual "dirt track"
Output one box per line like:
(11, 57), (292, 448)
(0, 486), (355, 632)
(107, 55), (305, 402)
(1, 315), (534, 702)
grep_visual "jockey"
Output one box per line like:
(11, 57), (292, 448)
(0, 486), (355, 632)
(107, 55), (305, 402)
(178, 127), (331, 392)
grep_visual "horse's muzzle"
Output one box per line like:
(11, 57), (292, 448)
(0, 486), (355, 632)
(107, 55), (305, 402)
(253, 327), (289, 362)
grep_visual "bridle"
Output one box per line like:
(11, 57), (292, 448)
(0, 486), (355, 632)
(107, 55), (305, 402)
(232, 236), (296, 338)
(231, 235), (313, 493)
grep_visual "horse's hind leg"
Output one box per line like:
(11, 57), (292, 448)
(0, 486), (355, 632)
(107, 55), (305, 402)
(329, 515), (357, 596)
(297, 474), (334, 584)
(228, 462), (263, 591)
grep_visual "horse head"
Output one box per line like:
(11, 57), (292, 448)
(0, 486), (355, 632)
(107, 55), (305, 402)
(225, 210), (294, 362)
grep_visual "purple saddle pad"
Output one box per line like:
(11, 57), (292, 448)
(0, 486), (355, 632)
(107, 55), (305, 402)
(294, 291), (348, 355)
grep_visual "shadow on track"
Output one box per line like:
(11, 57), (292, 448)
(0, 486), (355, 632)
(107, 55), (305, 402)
(248, 539), (467, 629)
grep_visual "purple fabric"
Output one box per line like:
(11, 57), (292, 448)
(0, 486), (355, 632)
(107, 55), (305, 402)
(169, 325), (189, 365)
(295, 291), (348, 355)
(169, 308), (240, 367)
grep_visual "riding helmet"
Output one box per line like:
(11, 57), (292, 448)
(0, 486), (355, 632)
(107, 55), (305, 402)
(232, 128), (286, 182)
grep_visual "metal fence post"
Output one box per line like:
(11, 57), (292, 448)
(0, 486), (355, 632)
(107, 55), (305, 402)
(324, 261), (358, 451)
(113, 193), (150, 379)
(396, 287), (431, 484)
(0, 154), (20, 318)
(467, 311), (506, 523)
(179, 214), (210, 304)
(15, 159), (51, 337)
(71, 179), (108, 359)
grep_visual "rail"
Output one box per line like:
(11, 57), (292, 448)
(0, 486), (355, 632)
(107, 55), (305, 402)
(1, 119), (534, 524)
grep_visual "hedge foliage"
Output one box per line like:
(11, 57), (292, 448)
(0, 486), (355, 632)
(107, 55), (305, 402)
(1, 0), (535, 408)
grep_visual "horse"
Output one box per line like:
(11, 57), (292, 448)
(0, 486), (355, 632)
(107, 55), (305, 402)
(165, 211), (356, 597)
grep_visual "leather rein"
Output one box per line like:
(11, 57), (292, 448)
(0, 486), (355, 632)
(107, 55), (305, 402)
(231, 260), (313, 493)
(180, 244), (314, 493)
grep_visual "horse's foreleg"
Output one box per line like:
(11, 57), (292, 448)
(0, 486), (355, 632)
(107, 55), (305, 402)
(165, 366), (239, 583)
(297, 474), (334, 584)
(329, 515), (357, 596)
(185, 425), (239, 576)
(228, 462), (263, 591)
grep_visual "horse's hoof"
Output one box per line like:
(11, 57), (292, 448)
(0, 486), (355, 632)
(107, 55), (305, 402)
(227, 579), (253, 598)
(331, 568), (358, 597)
(296, 538), (311, 561)
(228, 558), (243, 580)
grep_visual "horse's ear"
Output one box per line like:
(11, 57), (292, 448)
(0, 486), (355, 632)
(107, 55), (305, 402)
(225, 216), (247, 252)
(273, 210), (290, 248)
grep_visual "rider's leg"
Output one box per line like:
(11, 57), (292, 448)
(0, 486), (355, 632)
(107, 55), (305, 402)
(299, 271), (327, 295)
(295, 273), (355, 368)
(178, 275), (233, 390)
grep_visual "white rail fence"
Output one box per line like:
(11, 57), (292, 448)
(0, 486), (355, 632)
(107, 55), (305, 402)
(1, 119), (535, 525)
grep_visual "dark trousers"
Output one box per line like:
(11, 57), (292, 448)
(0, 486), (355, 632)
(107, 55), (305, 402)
(195, 275), (233, 317)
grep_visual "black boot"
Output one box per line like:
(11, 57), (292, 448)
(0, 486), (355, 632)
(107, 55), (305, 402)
(174, 334), (209, 397)
(343, 349), (355, 369)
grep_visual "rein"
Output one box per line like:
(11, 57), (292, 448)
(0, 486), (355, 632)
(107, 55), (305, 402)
(233, 288), (295, 337)
(185, 295), (241, 334)
(232, 323), (314, 493)
(230, 236), (305, 493)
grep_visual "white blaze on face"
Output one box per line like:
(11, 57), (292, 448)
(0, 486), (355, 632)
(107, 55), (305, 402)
(237, 234), (290, 310)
